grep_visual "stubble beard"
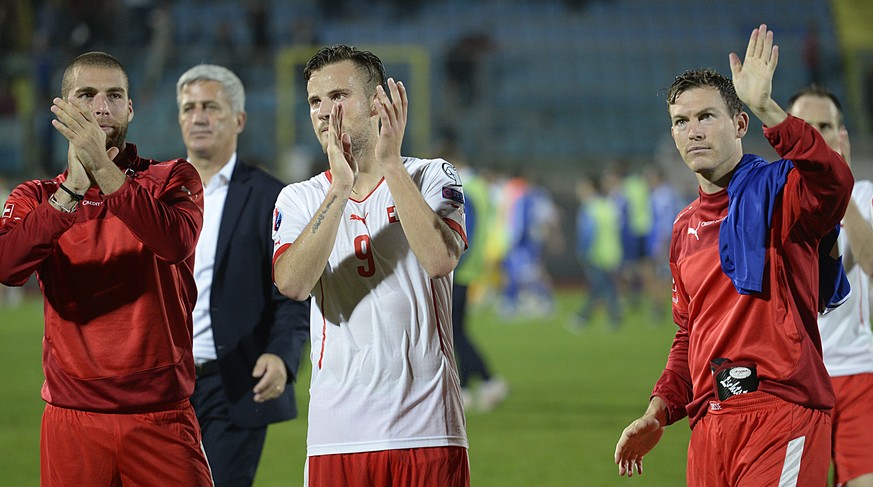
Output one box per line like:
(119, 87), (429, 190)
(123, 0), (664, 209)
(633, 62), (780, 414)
(319, 128), (374, 164)
(105, 122), (129, 152)
(349, 131), (373, 163)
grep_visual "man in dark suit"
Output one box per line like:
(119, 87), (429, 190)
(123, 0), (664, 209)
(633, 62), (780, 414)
(176, 64), (310, 487)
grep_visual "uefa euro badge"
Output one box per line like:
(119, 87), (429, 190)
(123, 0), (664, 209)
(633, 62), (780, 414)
(442, 162), (461, 186)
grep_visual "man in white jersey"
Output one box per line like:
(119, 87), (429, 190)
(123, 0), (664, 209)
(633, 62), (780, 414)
(789, 85), (873, 487)
(271, 45), (469, 487)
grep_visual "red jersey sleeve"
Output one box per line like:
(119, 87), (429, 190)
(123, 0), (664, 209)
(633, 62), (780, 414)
(102, 159), (204, 264)
(651, 260), (693, 425)
(0, 180), (77, 286)
(765, 115), (853, 238)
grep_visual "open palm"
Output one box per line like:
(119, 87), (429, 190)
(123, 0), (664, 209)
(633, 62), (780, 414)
(729, 24), (778, 112)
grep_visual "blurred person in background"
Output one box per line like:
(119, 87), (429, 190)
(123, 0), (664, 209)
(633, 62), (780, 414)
(498, 171), (561, 318)
(620, 167), (653, 311)
(614, 25), (853, 485)
(176, 63), (310, 487)
(570, 172), (623, 331)
(789, 84), (873, 487)
(435, 131), (508, 413)
(0, 51), (212, 486)
(642, 164), (685, 320)
(602, 163), (653, 313)
(272, 45), (469, 486)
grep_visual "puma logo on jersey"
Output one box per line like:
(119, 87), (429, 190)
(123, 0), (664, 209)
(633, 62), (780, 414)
(350, 213), (368, 225)
(688, 217), (726, 240)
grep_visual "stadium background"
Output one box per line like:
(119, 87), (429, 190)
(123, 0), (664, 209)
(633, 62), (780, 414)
(2, 0), (873, 283)
(1, 0), (873, 484)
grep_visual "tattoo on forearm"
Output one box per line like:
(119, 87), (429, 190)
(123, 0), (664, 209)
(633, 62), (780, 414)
(311, 195), (338, 233)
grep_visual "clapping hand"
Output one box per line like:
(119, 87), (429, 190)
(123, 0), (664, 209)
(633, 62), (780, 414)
(51, 97), (119, 178)
(374, 78), (407, 168)
(325, 102), (358, 191)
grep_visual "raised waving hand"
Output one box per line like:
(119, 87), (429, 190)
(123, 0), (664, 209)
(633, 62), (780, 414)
(729, 24), (787, 127)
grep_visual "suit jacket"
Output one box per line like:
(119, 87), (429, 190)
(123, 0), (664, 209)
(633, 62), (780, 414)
(209, 160), (310, 428)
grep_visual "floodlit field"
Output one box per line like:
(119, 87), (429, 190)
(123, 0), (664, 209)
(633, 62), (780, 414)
(0, 289), (691, 486)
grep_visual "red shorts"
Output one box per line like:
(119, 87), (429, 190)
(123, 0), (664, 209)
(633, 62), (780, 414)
(306, 447), (469, 487)
(831, 373), (873, 485)
(687, 392), (831, 487)
(40, 401), (213, 487)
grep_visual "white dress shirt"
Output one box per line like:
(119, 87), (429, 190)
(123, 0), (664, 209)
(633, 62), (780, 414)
(192, 155), (237, 364)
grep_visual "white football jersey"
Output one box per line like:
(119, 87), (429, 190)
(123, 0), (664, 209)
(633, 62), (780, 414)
(272, 157), (468, 456)
(819, 180), (873, 377)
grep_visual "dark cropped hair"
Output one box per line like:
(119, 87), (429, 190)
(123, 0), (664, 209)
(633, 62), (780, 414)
(61, 51), (128, 99)
(787, 84), (844, 124)
(666, 68), (743, 116)
(303, 45), (386, 95)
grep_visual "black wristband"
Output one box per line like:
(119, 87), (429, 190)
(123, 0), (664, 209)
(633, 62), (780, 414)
(58, 183), (84, 201)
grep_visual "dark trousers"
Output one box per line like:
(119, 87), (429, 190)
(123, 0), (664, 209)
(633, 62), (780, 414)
(452, 283), (491, 387)
(191, 374), (268, 487)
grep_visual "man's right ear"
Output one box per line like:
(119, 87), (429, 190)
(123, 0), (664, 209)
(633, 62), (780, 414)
(735, 111), (750, 138)
(369, 94), (379, 117)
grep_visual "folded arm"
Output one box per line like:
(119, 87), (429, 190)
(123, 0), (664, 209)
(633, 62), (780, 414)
(105, 162), (204, 264)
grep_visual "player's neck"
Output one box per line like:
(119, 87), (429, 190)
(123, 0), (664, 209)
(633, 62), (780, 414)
(351, 168), (383, 198)
(350, 137), (390, 196)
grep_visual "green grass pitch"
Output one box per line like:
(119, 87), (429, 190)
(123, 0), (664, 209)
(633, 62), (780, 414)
(0, 289), (691, 486)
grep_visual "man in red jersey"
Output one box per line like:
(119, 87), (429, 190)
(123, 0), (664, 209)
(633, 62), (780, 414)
(614, 25), (853, 486)
(0, 52), (212, 486)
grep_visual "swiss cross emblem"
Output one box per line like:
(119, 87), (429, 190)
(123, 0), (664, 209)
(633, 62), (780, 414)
(387, 206), (399, 223)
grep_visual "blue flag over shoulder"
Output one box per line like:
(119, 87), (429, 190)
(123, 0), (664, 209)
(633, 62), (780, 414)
(718, 154), (849, 312)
